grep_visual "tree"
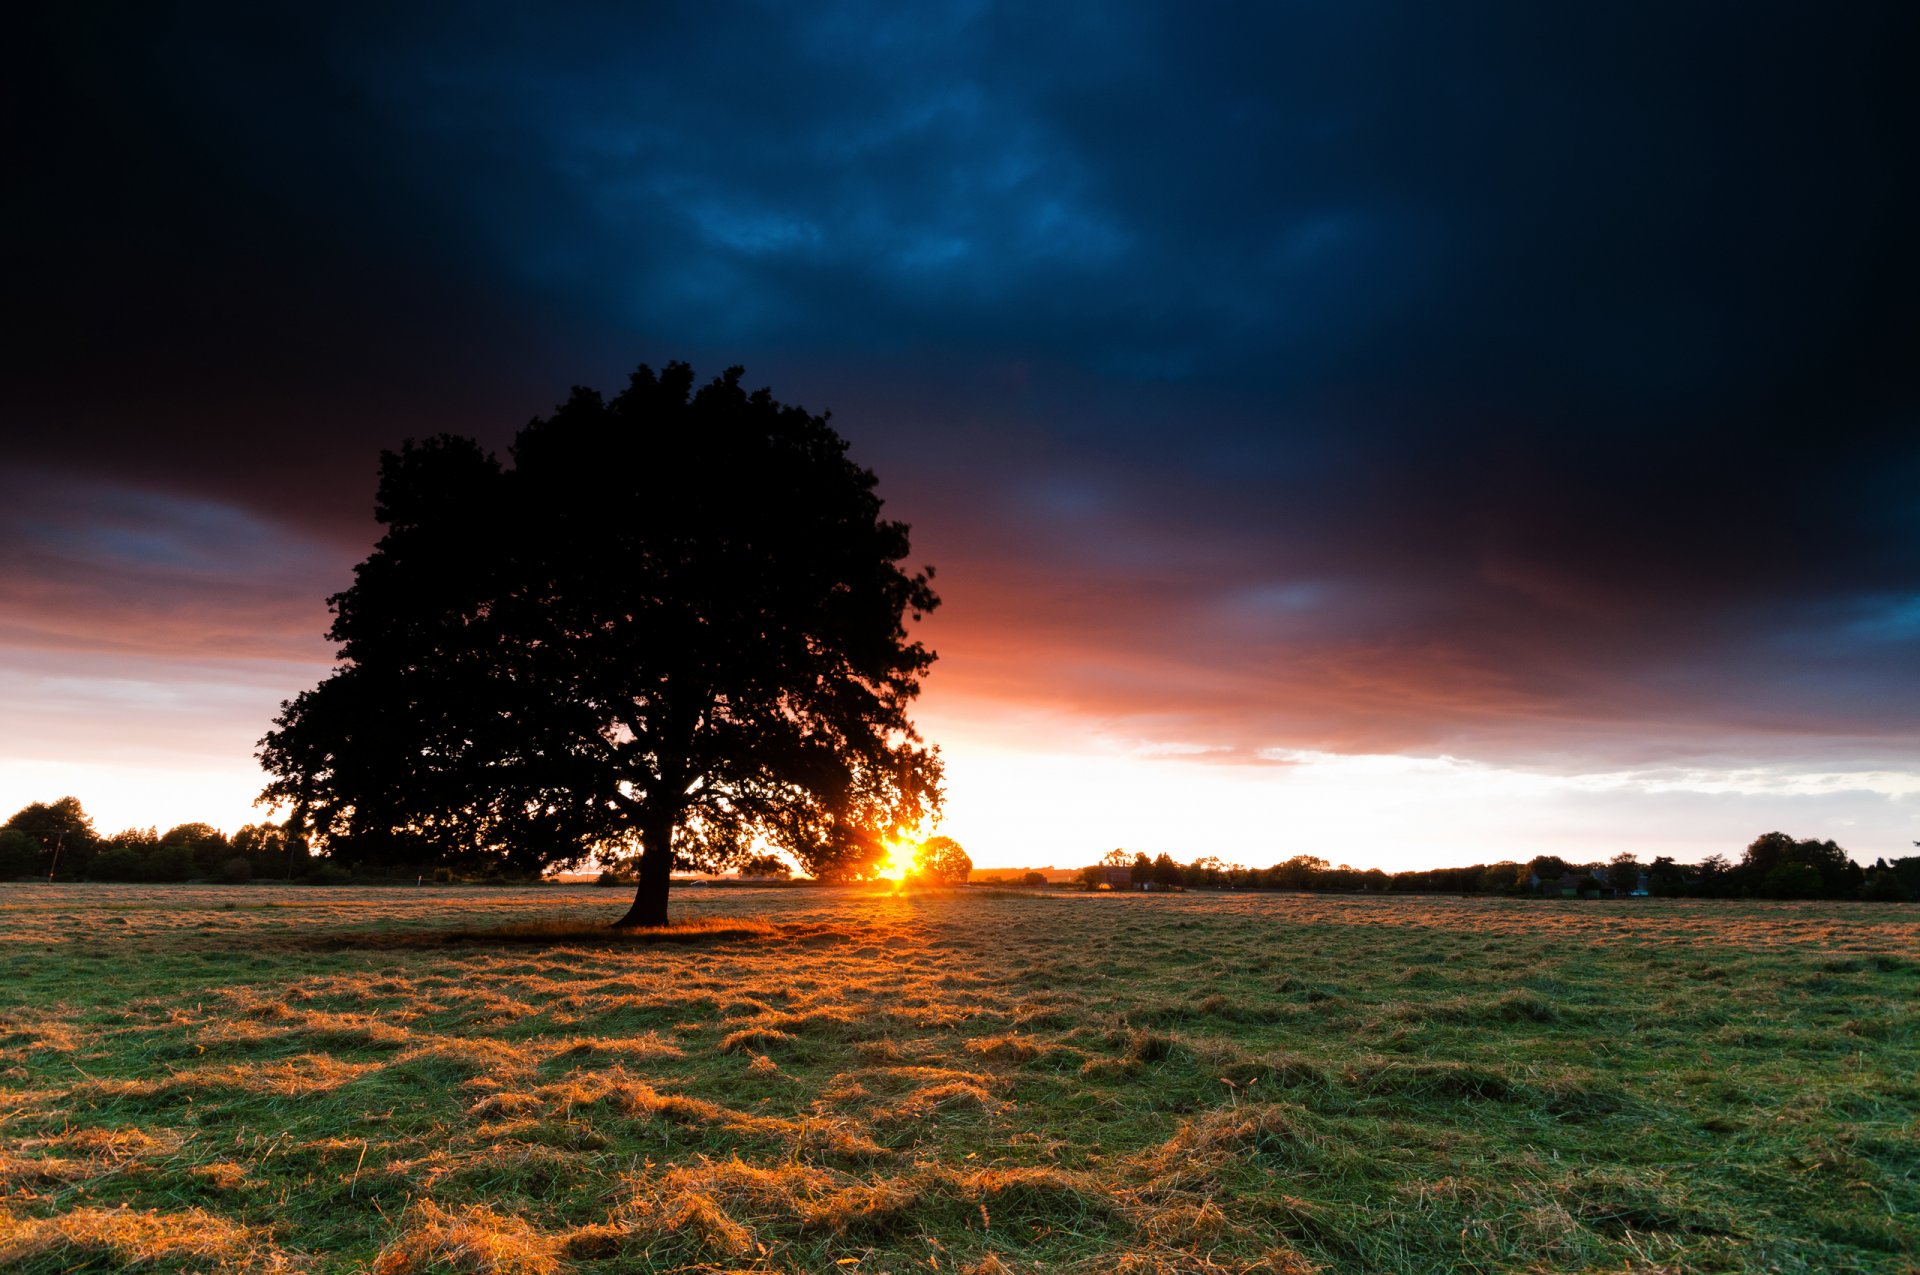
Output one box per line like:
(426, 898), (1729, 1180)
(1523, 855), (1569, 890)
(1100, 848), (1131, 867)
(1151, 852), (1182, 889)
(913, 835), (972, 884)
(1130, 851), (1152, 887)
(161, 822), (230, 877)
(1646, 855), (1687, 897)
(1021, 871), (1048, 888)
(739, 853), (792, 879)
(1607, 852), (1641, 895)
(1736, 831), (1861, 898)
(261, 363), (942, 927)
(3, 797), (99, 878)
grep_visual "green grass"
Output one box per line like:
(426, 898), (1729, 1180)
(1, 884), (1914, 1272)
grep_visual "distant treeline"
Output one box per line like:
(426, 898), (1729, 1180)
(0, 798), (314, 883)
(5, 797), (1915, 902)
(984, 835), (1920, 902)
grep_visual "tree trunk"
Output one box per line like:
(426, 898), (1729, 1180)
(611, 810), (675, 928)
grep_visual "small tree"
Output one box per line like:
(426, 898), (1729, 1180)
(1607, 852), (1641, 895)
(1151, 852), (1182, 890)
(1021, 871), (1048, 888)
(261, 363), (942, 927)
(913, 835), (972, 884)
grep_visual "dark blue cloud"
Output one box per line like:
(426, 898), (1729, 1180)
(8, 0), (1917, 766)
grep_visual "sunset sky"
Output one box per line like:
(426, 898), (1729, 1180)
(7, 3), (1917, 870)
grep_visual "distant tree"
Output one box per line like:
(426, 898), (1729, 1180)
(739, 852), (792, 879)
(1607, 853), (1641, 895)
(1736, 832), (1861, 898)
(1151, 852), (1182, 889)
(1021, 871), (1048, 888)
(1478, 863), (1520, 894)
(1522, 855), (1569, 890)
(1271, 855), (1328, 891)
(913, 835), (972, 884)
(1130, 851), (1152, 887)
(232, 821), (310, 879)
(1646, 855), (1687, 897)
(161, 823), (230, 877)
(1689, 852), (1733, 897)
(260, 363), (942, 927)
(3, 797), (99, 878)
(1101, 847), (1131, 867)
(1188, 855), (1228, 888)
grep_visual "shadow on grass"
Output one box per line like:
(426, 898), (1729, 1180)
(298, 916), (780, 950)
(451, 918), (779, 946)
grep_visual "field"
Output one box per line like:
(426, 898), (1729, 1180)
(1, 885), (1915, 1273)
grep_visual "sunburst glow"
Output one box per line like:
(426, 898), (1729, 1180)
(875, 840), (918, 882)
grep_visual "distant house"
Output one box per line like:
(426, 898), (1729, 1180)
(1087, 865), (1133, 890)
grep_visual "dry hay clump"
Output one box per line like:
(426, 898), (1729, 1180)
(0, 1204), (284, 1270)
(527, 1065), (888, 1161)
(79, 1051), (380, 1099)
(875, 1079), (1005, 1126)
(597, 1158), (1117, 1264)
(1131, 1102), (1324, 1180)
(0, 1124), (185, 1192)
(371, 1201), (559, 1275)
(392, 1035), (540, 1079)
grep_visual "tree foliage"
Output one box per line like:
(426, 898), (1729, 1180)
(1, 797), (98, 878)
(913, 835), (972, 884)
(739, 853), (792, 879)
(259, 362), (942, 925)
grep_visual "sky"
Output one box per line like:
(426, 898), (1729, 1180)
(6, 2), (1917, 870)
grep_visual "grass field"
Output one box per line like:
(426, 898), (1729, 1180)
(1, 885), (1914, 1273)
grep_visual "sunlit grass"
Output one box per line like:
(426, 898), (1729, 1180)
(0, 883), (1914, 1272)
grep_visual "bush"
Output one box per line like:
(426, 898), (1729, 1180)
(595, 869), (634, 887)
(305, 863), (352, 886)
(1023, 871), (1048, 888)
(220, 856), (253, 884)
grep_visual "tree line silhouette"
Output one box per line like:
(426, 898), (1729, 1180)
(1036, 836), (1920, 901)
(0, 798), (308, 883)
(8, 795), (1910, 902)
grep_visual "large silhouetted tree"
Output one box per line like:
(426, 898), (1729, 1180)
(260, 363), (942, 926)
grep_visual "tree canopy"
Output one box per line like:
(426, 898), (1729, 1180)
(260, 362), (942, 924)
(912, 835), (972, 884)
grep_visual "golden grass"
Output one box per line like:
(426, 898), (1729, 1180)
(371, 1201), (560, 1275)
(0, 1204), (275, 1269)
(1, 884), (1914, 1272)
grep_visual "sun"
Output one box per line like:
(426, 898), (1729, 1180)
(876, 840), (918, 882)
